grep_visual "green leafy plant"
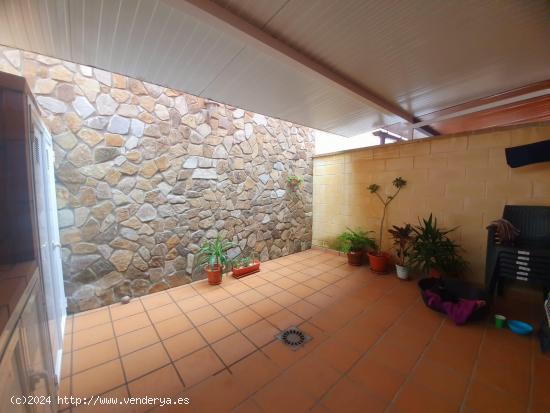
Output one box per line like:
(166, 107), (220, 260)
(368, 177), (407, 254)
(335, 228), (376, 253)
(194, 236), (237, 272)
(388, 224), (413, 266)
(287, 175), (303, 188)
(409, 214), (467, 276)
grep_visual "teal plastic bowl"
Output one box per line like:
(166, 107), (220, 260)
(507, 320), (533, 335)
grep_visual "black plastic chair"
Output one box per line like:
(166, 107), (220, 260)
(485, 205), (550, 295)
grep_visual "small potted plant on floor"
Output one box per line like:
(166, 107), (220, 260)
(388, 224), (413, 280)
(335, 228), (376, 266)
(287, 175), (303, 189)
(409, 214), (467, 278)
(368, 177), (407, 273)
(231, 253), (261, 279)
(195, 236), (236, 285)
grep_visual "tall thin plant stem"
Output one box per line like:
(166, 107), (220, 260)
(375, 186), (402, 253)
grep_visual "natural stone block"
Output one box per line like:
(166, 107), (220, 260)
(95, 147), (120, 163)
(105, 133), (124, 147)
(110, 250), (134, 272)
(72, 96), (95, 119)
(105, 117), (130, 137)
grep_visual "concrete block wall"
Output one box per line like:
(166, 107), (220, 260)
(312, 123), (550, 283)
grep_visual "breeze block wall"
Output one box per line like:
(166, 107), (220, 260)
(0, 46), (314, 313)
(312, 122), (550, 284)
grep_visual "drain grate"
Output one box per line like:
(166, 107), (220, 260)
(275, 326), (312, 350)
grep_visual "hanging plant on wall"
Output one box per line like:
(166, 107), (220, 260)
(367, 176), (407, 273)
(287, 175), (303, 189)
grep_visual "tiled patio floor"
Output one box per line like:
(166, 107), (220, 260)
(60, 249), (549, 413)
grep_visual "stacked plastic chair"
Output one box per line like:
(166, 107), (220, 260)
(485, 205), (550, 295)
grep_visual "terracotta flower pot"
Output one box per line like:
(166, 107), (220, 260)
(232, 260), (261, 279)
(429, 268), (443, 278)
(368, 251), (390, 273)
(205, 265), (222, 285)
(346, 250), (363, 266)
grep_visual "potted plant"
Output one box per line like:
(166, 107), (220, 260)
(367, 177), (407, 273)
(231, 253), (261, 279)
(335, 228), (376, 266)
(388, 224), (413, 280)
(287, 175), (303, 189)
(194, 236), (236, 285)
(409, 214), (467, 278)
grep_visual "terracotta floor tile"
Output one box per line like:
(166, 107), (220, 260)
(147, 302), (182, 323)
(109, 300), (144, 321)
(71, 385), (131, 413)
(226, 307), (263, 329)
(313, 336), (363, 373)
(380, 324), (432, 355)
(287, 262), (308, 271)
(121, 342), (171, 381)
(176, 295), (209, 312)
(241, 275), (268, 288)
(318, 272), (342, 284)
(392, 380), (460, 413)
(465, 378), (528, 413)
(153, 313), (193, 340)
(241, 319), (279, 347)
(116, 325), (160, 355)
(424, 338), (478, 376)
(186, 305), (221, 326)
(287, 272), (311, 283)
(230, 351), (281, 393)
(72, 322), (114, 350)
(72, 338), (119, 373)
(140, 292), (172, 310)
(232, 399), (263, 413)
(305, 291), (335, 308)
(409, 359), (469, 407)
(212, 332), (256, 366)
(258, 270), (285, 281)
(533, 355), (550, 405)
(163, 328), (207, 361)
(249, 298), (284, 318)
(110, 309), (152, 336)
(255, 282), (284, 297)
(202, 288), (232, 303)
(253, 375), (317, 413)
(281, 353), (341, 398)
(167, 285), (197, 301)
(174, 346), (225, 386)
(223, 282), (251, 295)
(270, 290), (301, 306)
(73, 308), (111, 331)
(303, 277), (329, 291)
(272, 276), (299, 289)
(288, 300), (320, 320)
(475, 359), (530, 401)
(72, 359), (126, 398)
(198, 317), (237, 343)
(267, 309), (304, 330)
(334, 322), (381, 352)
(261, 340), (307, 369)
(261, 261), (284, 271)
(365, 341), (422, 374)
(213, 296), (245, 315)
(235, 289), (265, 305)
(128, 364), (184, 398)
(321, 376), (387, 413)
(348, 357), (407, 402)
(274, 267), (294, 276)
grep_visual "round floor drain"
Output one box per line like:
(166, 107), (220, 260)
(276, 326), (312, 350)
